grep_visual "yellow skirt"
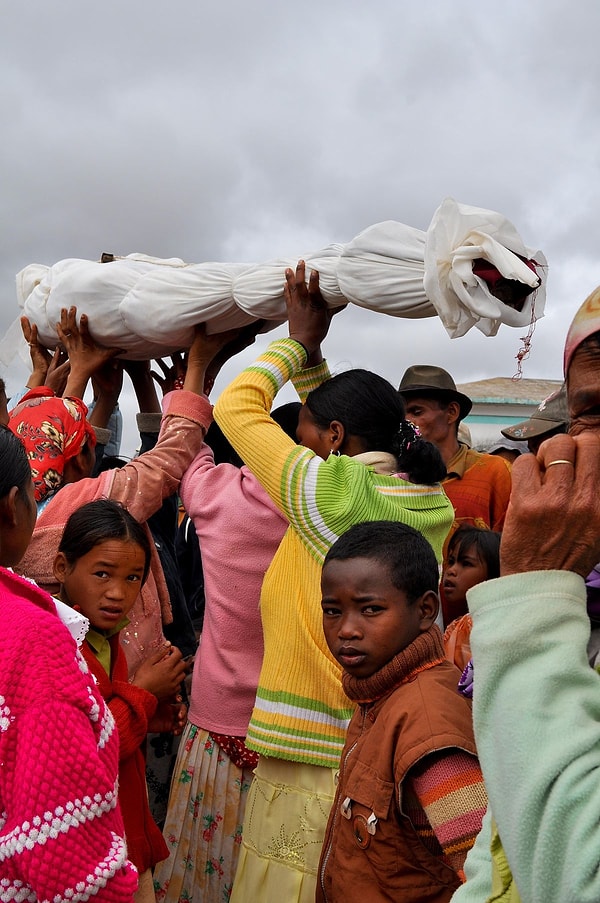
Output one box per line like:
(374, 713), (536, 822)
(230, 757), (336, 903)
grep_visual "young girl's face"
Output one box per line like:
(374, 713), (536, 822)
(321, 556), (437, 679)
(53, 539), (146, 632)
(442, 542), (488, 608)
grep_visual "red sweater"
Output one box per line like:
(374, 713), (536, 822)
(81, 634), (169, 872)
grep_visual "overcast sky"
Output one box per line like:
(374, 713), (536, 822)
(3, 0), (600, 454)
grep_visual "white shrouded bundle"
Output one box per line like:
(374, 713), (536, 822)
(4, 198), (547, 362)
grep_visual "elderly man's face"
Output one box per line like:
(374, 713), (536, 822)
(403, 396), (457, 447)
(568, 342), (600, 437)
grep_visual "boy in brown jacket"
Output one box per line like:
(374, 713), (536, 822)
(317, 521), (487, 903)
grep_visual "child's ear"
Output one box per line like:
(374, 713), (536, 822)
(418, 590), (439, 629)
(53, 551), (69, 584)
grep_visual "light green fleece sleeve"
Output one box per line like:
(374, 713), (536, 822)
(451, 806), (494, 901)
(466, 570), (600, 903)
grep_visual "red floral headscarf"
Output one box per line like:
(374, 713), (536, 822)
(9, 388), (96, 503)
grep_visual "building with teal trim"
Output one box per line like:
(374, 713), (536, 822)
(456, 377), (562, 450)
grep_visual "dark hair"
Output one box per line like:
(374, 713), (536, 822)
(323, 520), (439, 603)
(0, 427), (33, 498)
(97, 455), (130, 472)
(306, 370), (445, 484)
(206, 401), (302, 467)
(58, 499), (152, 584)
(447, 525), (501, 580)
(205, 421), (243, 467)
(272, 402), (302, 439)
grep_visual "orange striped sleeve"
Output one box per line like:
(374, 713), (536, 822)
(404, 750), (487, 876)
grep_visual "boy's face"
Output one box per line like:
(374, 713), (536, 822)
(321, 556), (437, 679)
(53, 539), (146, 632)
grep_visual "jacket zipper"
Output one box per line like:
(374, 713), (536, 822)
(319, 704), (369, 902)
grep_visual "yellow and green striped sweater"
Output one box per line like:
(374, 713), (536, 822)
(214, 338), (454, 767)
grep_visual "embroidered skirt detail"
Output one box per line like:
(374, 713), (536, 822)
(230, 756), (336, 903)
(154, 724), (254, 903)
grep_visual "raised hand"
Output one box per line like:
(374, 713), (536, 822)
(59, 306), (123, 399)
(21, 317), (52, 387)
(151, 352), (187, 396)
(501, 431), (600, 578)
(285, 260), (338, 357)
(203, 319), (266, 395)
(21, 316), (71, 394)
(168, 324), (245, 396)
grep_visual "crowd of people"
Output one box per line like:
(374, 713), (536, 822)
(1, 260), (599, 903)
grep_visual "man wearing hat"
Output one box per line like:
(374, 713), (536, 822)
(501, 383), (568, 455)
(399, 364), (512, 625)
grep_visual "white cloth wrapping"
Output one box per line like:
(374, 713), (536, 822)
(3, 198), (546, 363)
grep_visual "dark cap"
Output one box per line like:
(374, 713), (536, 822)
(398, 365), (473, 421)
(501, 383), (568, 442)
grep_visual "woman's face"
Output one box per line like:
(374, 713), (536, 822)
(296, 405), (333, 459)
(568, 341), (600, 437)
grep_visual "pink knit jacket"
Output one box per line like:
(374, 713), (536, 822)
(0, 567), (138, 900)
(181, 444), (288, 735)
(17, 389), (213, 676)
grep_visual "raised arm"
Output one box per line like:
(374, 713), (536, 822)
(101, 325), (243, 522)
(214, 261), (335, 511)
(19, 316), (70, 397)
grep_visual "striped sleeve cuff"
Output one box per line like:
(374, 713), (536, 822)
(292, 359), (331, 402)
(248, 338), (308, 392)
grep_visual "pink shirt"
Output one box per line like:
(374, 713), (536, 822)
(181, 443), (288, 736)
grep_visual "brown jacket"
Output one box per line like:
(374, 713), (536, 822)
(317, 628), (478, 903)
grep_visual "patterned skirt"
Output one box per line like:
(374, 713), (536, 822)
(153, 724), (254, 903)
